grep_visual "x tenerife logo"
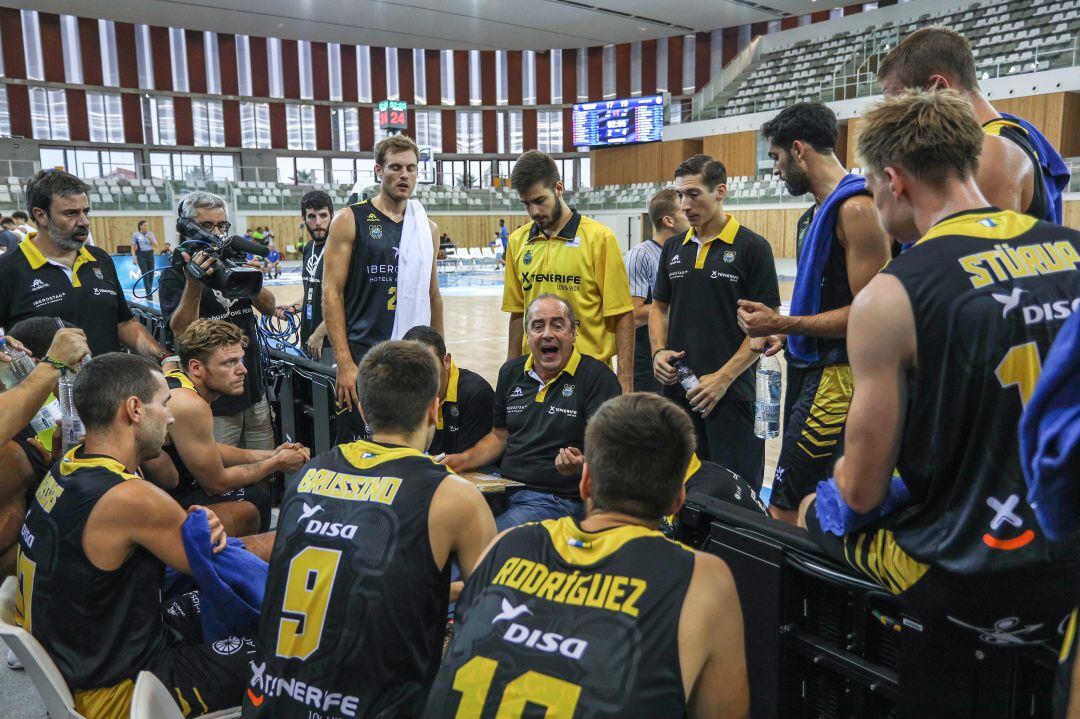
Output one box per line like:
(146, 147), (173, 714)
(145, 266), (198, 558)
(982, 494), (1035, 550)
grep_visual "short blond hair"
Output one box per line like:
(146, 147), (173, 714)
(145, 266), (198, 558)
(374, 135), (420, 167)
(176, 319), (248, 370)
(857, 89), (983, 189)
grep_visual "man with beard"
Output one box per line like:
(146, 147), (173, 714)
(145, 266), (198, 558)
(283, 191), (333, 359)
(323, 135), (444, 442)
(737, 103), (892, 522)
(502, 150), (634, 393)
(0, 170), (172, 360)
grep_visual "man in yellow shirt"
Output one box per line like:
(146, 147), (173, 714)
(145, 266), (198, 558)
(503, 150), (635, 393)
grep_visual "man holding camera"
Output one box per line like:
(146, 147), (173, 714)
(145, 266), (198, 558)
(158, 191), (283, 450)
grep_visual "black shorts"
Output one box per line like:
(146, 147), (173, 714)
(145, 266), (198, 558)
(151, 591), (259, 716)
(806, 499), (1079, 719)
(769, 363), (852, 510)
(334, 342), (374, 444)
(171, 481), (272, 532)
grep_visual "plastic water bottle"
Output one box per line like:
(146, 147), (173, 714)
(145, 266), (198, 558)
(754, 355), (782, 439)
(674, 359), (700, 392)
(0, 328), (62, 436)
(59, 358), (90, 453)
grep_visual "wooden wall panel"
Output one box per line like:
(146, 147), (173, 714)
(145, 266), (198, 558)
(508, 50), (523, 106)
(729, 207), (805, 259)
(845, 118), (864, 168)
(588, 46), (603, 102)
(88, 215), (169, 254)
(39, 13), (65, 82)
(835, 122), (849, 171)
(269, 103), (287, 149)
(249, 36), (269, 97)
(695, 31), (711, 91)
(218, 34), (239, 95)
(522, 109), (537, 152)
(562, 48), (578, 103)
(990, 93), (1079, 156)
(535, 51), (550, 105)
(454, 50), (469, 106)
(311, 42), (330, 101)
(173, 97), (194, 146)
(615, 44), (631, 99)
(222, 99), (241, 147)
(6, 85), (29, 138)
(399, 47), (414, 104)
(281, 39), (300, 98)
(426, 213), (532, 248)
(341, 45), (358, 103)
(371, 45), (387, 102)
(480, 51), (496, 106)
(441, 109), (456, 154)
(590, 139), (703, 186)
(667, 35), (683, 94)
(0, 8), (26, 78)
(1064, 200), (1080, 231)
(121, 95), (143, 143)
(702, 131), (757, 177)
(114, 23), (139, 88)
(66, 89), (89, 141)
(642, 40), (657, 96)
(1063, 93), (1080, 157)
(186, 30), (207, 94)
(150, 26), (172, 91)
(425, 49), (440, 106)
(243, 215), (306, 254)
(79, 18), (102, 86)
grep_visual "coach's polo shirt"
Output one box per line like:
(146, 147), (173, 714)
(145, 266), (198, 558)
(502, 211), (633, 362)
(652, 215), (780, 403)
(429, 360), (496, 456)
(493, 348), (621, 496)
(0, 239), (133, 355)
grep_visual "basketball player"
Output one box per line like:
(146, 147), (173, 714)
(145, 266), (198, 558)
(426, 393), (748, 718)
(877, 26), (1055, 222)
(243, 341), (496, 718)
(165, 319), (309, 535)
(322, 135), (444, 442)
(739, 102), (892, 522)
(801, 90), (1080, 717)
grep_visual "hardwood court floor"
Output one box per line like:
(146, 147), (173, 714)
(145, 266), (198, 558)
(271, 281), (795, 488)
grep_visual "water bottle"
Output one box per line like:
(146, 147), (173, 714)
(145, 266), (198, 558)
(0, 327), (62, 436)
(59, 357), (90, 453)
(754, 355), (782, 439)
(674, 359), (700, 392)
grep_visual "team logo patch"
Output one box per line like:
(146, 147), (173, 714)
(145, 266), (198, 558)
(561, 384), (575, 398)
(30, 278), (48, 291)
(978, 218), (1001, 228)
(565, 236), (581, 248)
(723, 250), (736, 263)
(369, 224), (383, 241)
(982, 494), (1035, 550)
(669, 254), (681, 266)
(367, 212), (378, 222)
(450, 405), (460, 417)
(523, 250), (533, 266)
(93, 267), (103, 280)
(212, 636), (248, 655)
(510, 387), (525, 399)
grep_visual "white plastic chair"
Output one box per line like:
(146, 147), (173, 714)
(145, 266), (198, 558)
(130, 671), (240, 718)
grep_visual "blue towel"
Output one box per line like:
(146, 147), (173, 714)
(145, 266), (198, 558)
(181, 509), (268, 641)
(1020, 311), (1080, 542)
(1000, 112), (1070, 225)
(787, 174), (868, 364)
(815, 475), (912, 536)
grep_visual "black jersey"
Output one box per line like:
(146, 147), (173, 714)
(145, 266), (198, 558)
(882, 208), (1080, 574)
(15, 450), (167, 690)
(300, 239), (326, 344)
(426, 517), (695, 719)
(163, 369), (200, 496)
(790, 201), (855, 368)
(342, 200), (403, 354)
(243, 440), (452, 719)
(984, 118), (1051, 223)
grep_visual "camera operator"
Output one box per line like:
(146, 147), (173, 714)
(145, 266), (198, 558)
(158, 191), (283, 450)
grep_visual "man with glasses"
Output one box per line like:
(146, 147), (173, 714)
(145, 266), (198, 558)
(158, 191), (283, 451)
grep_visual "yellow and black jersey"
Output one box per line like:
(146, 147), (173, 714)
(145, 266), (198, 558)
(243, 440), (451, 719)
(882, 208), (1080, 574)
(342, 199), (403, 355)
(426, 516), (695, 719)
(15, 449), (167, 692)
(502, 211), (633, 363)
(162, 370), (200, 496)
(984, 118), (1051, 223)
(791, 203), (855, 368)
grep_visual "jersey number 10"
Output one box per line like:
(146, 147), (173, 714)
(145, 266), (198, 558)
(451, 655), (582, 718)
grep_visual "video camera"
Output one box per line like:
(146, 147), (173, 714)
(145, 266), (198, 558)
(173, 217), (269, 299)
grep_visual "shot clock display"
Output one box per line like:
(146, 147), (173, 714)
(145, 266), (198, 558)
(378, 100), (408, 131)
(572, 94), (664, 148)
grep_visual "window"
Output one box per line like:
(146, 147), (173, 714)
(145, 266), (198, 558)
(550, 50), (562, 104)
(682, 34), (696, 94)
(495, 51), (508, 106)
(136, 25), (154, 89)
(579, 157), (591, 188)
(43, 148), (136, 179)
(415, 110), (442, 153)
(767, 20), (781, 34)
(0, 86), (12, 138)
(21, 10), (43, 81)
(142, 96), (175, 146)
(192, 99), (225, 147)
(538, 110), (562, 153)
(169, 27), (188, 91)
(386, 47), (399, 101)
(468, 50), (481, 106)
(576, 49), (588, 101)
(236, 35), (252, 96)
(630, 42), (642, 96)
(87, 93), (124, 143)
(277, 156), (326, 184)
(328, 43), (343, 102)
(29, 88), (69, 141)
(440, 50), (455, 105)
(149, 152), (234, 181)
(497, 110), (523, 154)
(268, 37), (284, 98)
(357, 45), (372, 103)
(205, 32), (221, 94)
(287, 105), (317, 151)
(298, 41), (313, 99)
(602, 45), (616, 99)
(656, 38), (668, 93)
(240, 102), (271, 149)
(332, 157), (376, 186)
(60, 16), (82, 84)
(413, 48), (426, 105)
(332, 107), (359, 152)
(522, 51), (536, 106)
(456, 110), (482, 154)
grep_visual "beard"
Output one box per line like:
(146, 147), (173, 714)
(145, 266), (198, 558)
(538, 203), (565, 233)
(306, 225), (327, 242)
(52, 229), (88, 251)
(782, 166), (812, 197)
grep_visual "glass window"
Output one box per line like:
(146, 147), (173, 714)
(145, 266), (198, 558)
(268, 37), (283, 98)
(0, 32), (6, 76)
(550, 49), (562, 104)
(240, 102), (271, 149)
(236, 35), (252, 96)
(332, 107), (359, 152)
(136, 25), (154, 89)
(468, 50), (481, 106)
(538, 110), (562, 154)
(169, 27), (188, 91)
(386, 47), (399, 101)
(456, 110), (482, 154)
(298, 40), (313, 99)
(29, 87), (69, 141)
(357, 45), (372, 103)
(301, 105), (316, 150)
(60, 16), (82, 84)
(522, 51), (536, 106)
(602, 45), (616, 99)
(630, 42), (642, 96)
(413, 48), (426, 105)
(87, 93), (124, 143)
(495, 50), (508, 106)
(440, 50), (455, 105)
(0, 86), (10, 138)
(142, 96), (175, 146)
(579, 156), (591, 188)
(295, 157), (324, 184)
(656, 38), (668, 93)
(277, 156), (295, 183)
(204, 32), (221, 94)
(40, 147), (66, 172)
(331, 157), (355, 184)
(415, 110), (442, 153)
(21, 10), (43, 81)
(328, 43), (342, 102)
(497, 110), (523, 154)
(192, 99), (225, 147)
(682, 34), (696, 94)
(99, 20), (120, 87)
(576, 49), (588, 101)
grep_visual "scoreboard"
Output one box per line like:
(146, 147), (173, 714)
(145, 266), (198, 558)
(378, 100), (408, 131)
(572, 94), (664, 149)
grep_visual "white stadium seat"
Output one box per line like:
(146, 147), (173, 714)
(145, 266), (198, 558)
(130, 671), (240, 719)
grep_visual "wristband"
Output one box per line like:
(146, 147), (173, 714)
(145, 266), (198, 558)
(652, 347), (669, 358)
(42, 356), (71, 372)
(160, 355), (181, 366)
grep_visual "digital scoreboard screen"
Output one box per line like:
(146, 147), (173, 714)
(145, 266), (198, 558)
(572, 95), (664, 149)
(378, 100), (408, 131)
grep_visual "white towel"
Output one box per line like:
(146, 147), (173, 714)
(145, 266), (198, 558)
(391, 198), (434, 339)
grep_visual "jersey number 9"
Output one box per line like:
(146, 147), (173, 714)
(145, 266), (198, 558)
(275, 546), (342, 660)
